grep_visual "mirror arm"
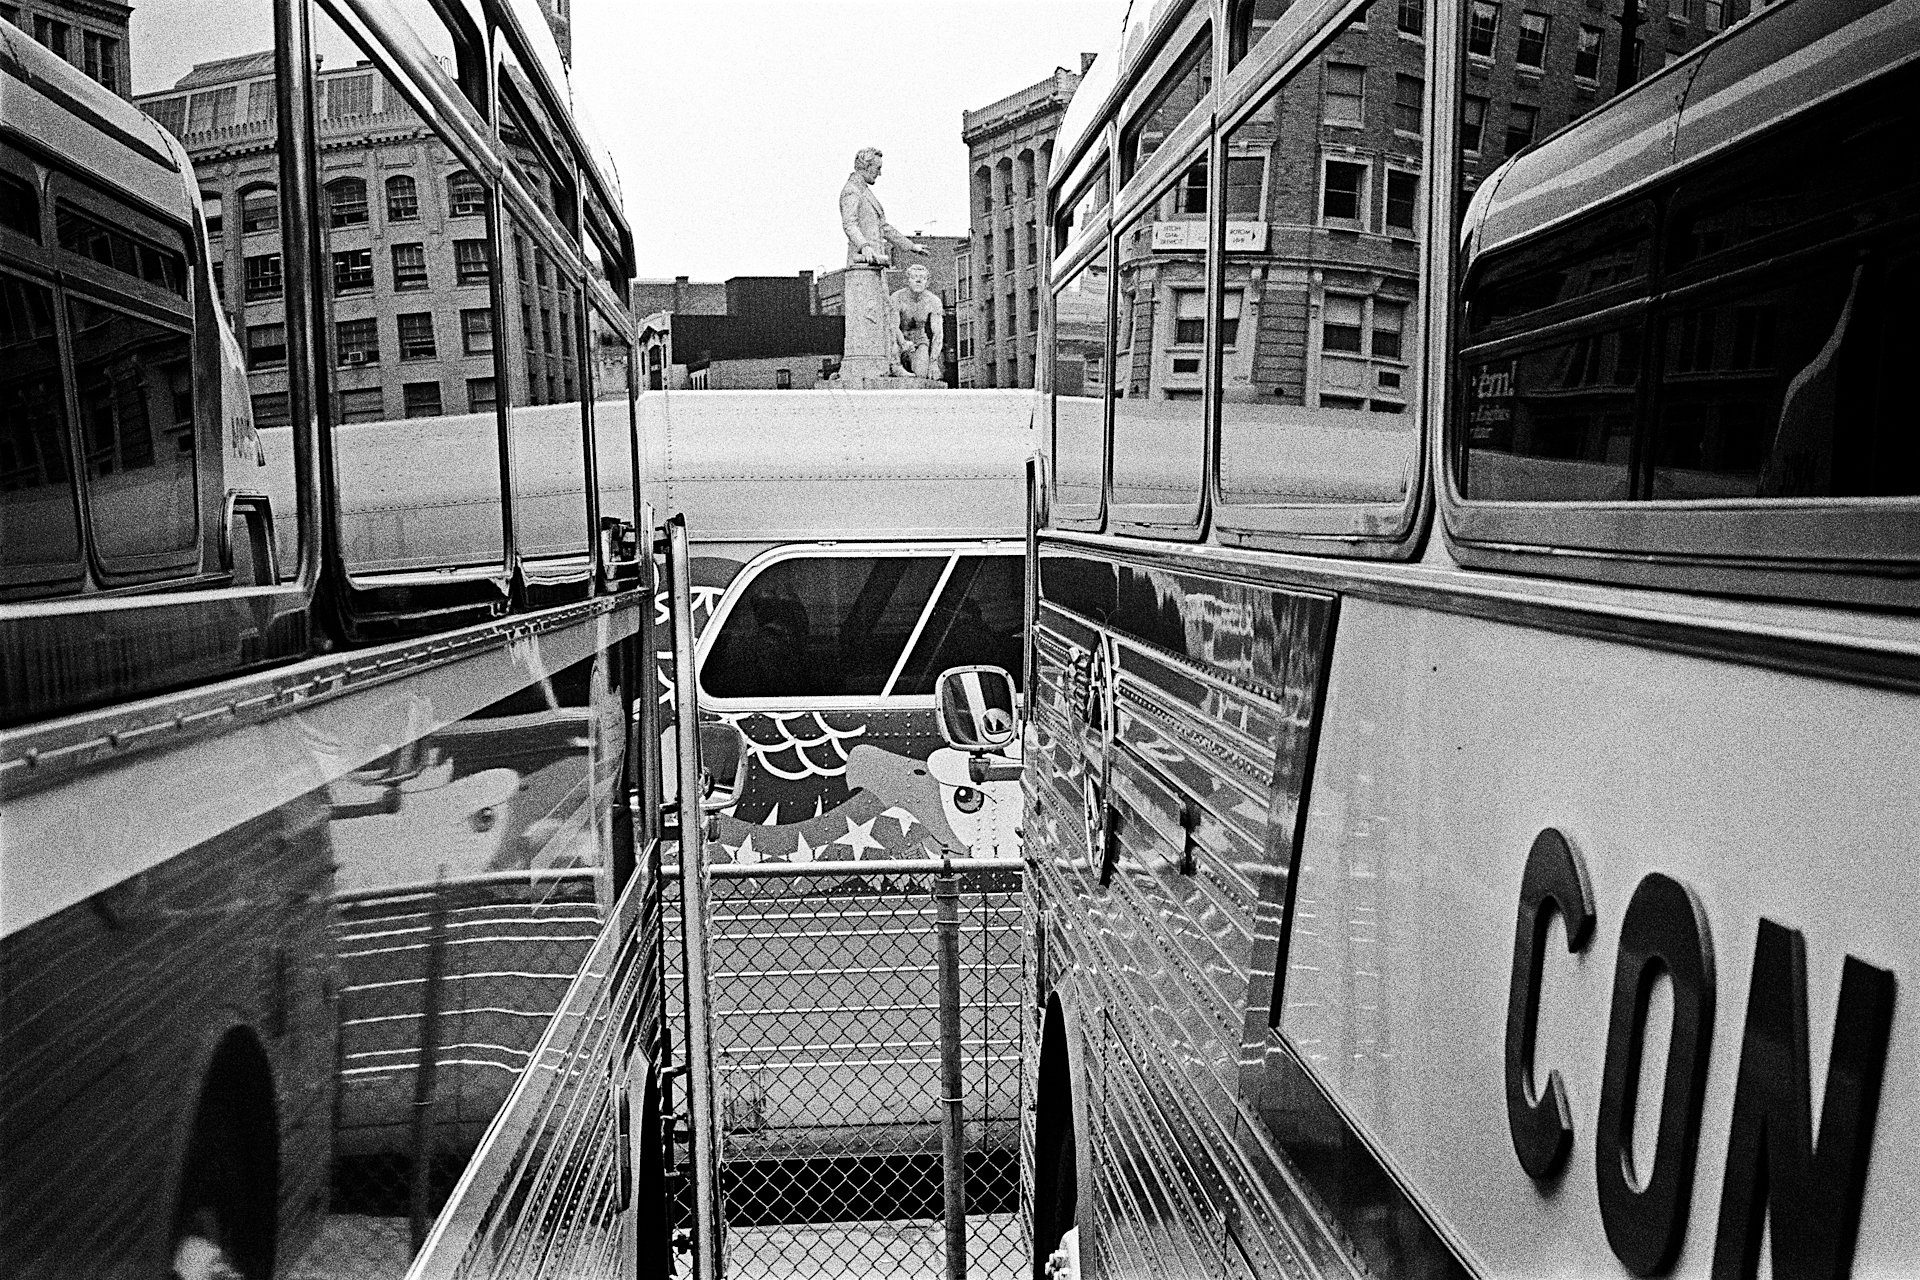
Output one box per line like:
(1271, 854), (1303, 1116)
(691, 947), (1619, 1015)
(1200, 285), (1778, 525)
(968, 753), (1023, 785)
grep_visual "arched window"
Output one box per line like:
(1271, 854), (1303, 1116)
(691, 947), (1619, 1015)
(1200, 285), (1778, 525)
(386, 174), (419, 222)
(239, 185), (278, 235)
(976, 166), (993, 216)
(996, 157), (1014, 208)
(326, 177), (368, 228)
(1229, 0), (1292, 68)
(447, 169), (485, 218)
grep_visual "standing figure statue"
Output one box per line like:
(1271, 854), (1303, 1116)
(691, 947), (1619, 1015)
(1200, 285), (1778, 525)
(891, 263), (944, 381)
(840, 147), (926, 267)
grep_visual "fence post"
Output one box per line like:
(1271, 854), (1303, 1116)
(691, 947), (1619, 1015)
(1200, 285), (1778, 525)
(667, 516), (724, 1280)
(935, 858), (969, 1280)
(409, 868), (450, 1253)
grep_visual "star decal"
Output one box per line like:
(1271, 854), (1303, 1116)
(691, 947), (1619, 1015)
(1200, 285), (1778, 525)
(721, 832), (760, 865)
(832, 815), (883, 859)
(792, 831), (816, 863)
(882, 806), (919, 836)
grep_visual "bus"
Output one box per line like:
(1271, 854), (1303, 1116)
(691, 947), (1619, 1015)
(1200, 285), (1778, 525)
(0, 1), (669, 1276)
(1004, 0), (1920, 1275)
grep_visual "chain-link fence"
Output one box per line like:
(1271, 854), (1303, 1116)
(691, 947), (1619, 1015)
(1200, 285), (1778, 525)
(285, 868), (608, 1278)
(670, 857), (1026, 1280)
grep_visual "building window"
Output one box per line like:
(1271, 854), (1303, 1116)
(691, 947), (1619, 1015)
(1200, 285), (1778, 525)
(1219, 291), (1243, 347)
(246, 323), (286, 369)
(1323, 295), (1364, 353)
(338, 388), (384, 423)
(959, 318), (973, 360)
(454, 239), (489, 285)
(32, 16), (68, 60)
(240, 187), (278, 235)
(981, 231), (994, 277)
(1321, 158), (1367, 225)
(386, 175), (419, 222)
(1174, 290), (1206, 345)
(1468, 0), (1500, 57)
(1224, 156), (1265, 216)
(190, 86), (237, 132)
(1517, 12), (1549, 68)
(466, 377), (496, 413)
(1324, 62), (1365, 127)
(402, 381), (443, 418)
(1704, 0), (1723, 29)
(146, 96), (187, 137)
(243, 253), (281, 300)
(1004, 236), (1015, 271)
(332, 248), (373, 294)
(326, 177), (367, 227)
(211, 260), (225, 298)
(985, 305), (996, 343)
(1506, 103), (1538, 154)
(1385, 169), (1419, 234)
(326, 73), (373, 120)
(1372, 301), (1406, 358)
(1025, 220), (1038, 262)
(250, 392), (290, 428)
(1462, 96), (1488, 152)
(336, 317), (379, 365)
(1669, 0), (1688, 18)
(1398, 0), (1424, 35)
(461, 307), (493, 354)
(1576, 26), (1603, 79)
(956, 253), (972, 302)
(398, 312), (436, 361)
(1005, 293), (1017, 336)
(1394, 74), (1424, 135)
(246, 80), (275, 125)
(1028, 286), (1039, 334)
(775, 368), (792, 389)
(82, 32), (119, 91)
(448, 170), (485, 218)
(201, 192), (224, 237)
(391, 243), (428, 291)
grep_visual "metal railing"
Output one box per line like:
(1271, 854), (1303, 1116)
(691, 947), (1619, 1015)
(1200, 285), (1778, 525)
(399, 862), (665, 1280)
(670, 856), (1026, 1280)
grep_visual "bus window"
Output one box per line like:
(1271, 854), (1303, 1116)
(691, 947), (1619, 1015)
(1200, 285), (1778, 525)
(703, 555), (949, 701)
(1228, 0), (1295, 69)
(0, 270), (83, 594)
(308, 4), (507, 578)
(1051, 246), (1109, 523)
(1053, 159), (1109, 256)
(1109, 163), (1207, 525)
(505, 206), (591, 566)
(1211, 29), (1425, 541)
(588, 302), (637, 563)
(892, 555), (1025, 695)
(1120, 29), (1212, 183)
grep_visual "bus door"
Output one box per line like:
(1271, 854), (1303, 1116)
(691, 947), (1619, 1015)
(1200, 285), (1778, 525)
(692, 543), (1025, 863)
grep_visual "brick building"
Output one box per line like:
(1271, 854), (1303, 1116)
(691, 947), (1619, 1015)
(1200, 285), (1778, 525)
(960, 61), (1087, 389)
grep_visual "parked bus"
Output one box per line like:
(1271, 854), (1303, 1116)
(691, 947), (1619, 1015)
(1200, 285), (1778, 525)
(0, 2), (670, 1276)
(1000, 0), (1920, 1275)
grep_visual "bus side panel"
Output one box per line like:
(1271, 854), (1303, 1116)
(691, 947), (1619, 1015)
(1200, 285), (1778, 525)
(0, 796), (335, 1280)
(1272, 596), (1920, 1277)
(1027, 558), (1340, 1280)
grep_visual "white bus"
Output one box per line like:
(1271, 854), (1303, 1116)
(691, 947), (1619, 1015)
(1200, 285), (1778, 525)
(1002, 0), (1920, 1275)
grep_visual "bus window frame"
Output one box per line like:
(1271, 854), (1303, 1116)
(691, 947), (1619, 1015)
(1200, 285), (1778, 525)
(1047, 224), (1113, 533)
(1052, 145), (1112, 266)
(585, 289), (641, 589)
(1202, 0), (1440, 559)
(1117, 15), (1215, 187)
(1105, 135), (1215, 540)
(695, 541), (1027, 714)
(1442, 56), (1920, 608)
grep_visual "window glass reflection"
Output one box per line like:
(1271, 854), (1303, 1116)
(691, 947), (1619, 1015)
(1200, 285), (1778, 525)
(0, 272), (82, 586)
(1051, 248), (1109, 515)
(1110, 166), (1207, 516)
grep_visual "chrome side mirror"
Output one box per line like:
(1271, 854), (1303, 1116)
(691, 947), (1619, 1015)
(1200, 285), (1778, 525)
(698, 720), (748, 812)
(935, 665), (1018, 751)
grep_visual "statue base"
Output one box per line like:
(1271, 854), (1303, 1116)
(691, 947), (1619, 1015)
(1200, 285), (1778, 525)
(831, 374), (946, 390)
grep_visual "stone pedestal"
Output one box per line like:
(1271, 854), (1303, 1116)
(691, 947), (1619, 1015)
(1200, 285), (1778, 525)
(838, 264), (896, 381)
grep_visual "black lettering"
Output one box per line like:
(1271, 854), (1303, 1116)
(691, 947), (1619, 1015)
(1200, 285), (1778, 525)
(1505, 827), (1597, 1181)
(1596, 872), (1715, 1277)
(1710, 920), (1896, 1280)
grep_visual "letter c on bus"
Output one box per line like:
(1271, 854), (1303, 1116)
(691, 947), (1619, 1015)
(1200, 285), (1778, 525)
(1505, 827), (1596, 1182)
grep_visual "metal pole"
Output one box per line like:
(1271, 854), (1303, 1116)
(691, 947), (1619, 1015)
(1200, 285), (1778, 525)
(409, 868), (450, 1253)
(934, 858), (969, 1280)
(666, 516), (723, 1280)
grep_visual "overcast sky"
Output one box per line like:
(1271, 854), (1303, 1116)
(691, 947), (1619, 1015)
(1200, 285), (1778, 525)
(571, 2), (1120, 283)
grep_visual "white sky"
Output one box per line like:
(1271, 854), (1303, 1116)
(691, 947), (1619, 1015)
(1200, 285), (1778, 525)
(571, 1), (1120, 282)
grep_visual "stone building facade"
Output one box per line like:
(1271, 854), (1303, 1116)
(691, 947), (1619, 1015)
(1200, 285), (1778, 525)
(2, 0), (131, 97)
(960, 63), (1086, 389)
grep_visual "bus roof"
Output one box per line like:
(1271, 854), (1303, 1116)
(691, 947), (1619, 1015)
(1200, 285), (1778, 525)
(1468, 0), (1919, 260)
(0, 22), (194, 225)
(639, 389), (1039, 544)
